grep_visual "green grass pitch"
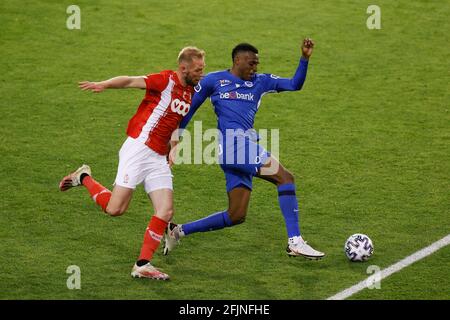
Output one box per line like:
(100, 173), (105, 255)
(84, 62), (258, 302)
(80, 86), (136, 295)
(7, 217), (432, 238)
(0, 0), (449, 299)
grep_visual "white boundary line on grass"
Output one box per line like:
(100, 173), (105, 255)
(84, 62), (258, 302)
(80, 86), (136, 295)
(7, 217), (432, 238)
(327, 234), (450, 300)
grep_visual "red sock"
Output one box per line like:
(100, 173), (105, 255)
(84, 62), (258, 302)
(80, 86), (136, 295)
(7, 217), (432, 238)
(82, 176), (112, 212)
(138, 215), (168, 262)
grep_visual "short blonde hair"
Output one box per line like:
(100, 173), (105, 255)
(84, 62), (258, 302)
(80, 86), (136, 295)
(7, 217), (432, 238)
(177, 46), (205, 64)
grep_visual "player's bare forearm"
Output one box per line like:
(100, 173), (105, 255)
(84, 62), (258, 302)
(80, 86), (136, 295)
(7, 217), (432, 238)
(79, 76), (146, 92)
(104, 76), (146, 89)
(168, 139), (180, 167)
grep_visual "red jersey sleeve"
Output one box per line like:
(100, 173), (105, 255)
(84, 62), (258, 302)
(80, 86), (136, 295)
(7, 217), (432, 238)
(144, 71), (170, 93)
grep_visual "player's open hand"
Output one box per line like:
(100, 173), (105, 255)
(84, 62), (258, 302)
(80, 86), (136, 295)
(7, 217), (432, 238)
(79, 81), (106, 93)
(301, 38), (315, 59)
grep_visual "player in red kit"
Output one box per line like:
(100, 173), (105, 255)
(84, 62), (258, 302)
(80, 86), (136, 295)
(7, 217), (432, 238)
(59, 47), (206, 280)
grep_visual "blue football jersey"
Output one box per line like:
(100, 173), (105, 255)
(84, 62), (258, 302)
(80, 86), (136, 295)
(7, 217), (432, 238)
(179, 57), (309, 134)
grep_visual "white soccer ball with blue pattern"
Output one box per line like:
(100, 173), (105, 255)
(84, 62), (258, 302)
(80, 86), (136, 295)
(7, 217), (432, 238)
(344, 233), (374, 262)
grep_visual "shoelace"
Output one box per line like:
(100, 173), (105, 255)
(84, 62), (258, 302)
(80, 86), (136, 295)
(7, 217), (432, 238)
(289, 240), (308, 248)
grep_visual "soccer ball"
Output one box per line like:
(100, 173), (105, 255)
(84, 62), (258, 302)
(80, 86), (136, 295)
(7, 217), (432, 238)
(344, 233), (374, 262)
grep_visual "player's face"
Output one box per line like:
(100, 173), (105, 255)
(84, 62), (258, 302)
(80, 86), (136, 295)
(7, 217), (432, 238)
(236, 52), (259, 80)
(184, 58), (205, 86)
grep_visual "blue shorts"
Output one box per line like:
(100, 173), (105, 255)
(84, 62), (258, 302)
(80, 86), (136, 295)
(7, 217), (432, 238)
(219, 135), (270, 192)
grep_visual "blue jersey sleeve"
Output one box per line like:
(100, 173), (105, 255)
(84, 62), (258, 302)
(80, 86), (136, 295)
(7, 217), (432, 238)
(262, 57), (309, 93)
(179, 75), (215, 131)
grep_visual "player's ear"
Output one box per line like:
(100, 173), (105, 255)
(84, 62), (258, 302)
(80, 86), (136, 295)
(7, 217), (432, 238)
(233, 55), (240, 66)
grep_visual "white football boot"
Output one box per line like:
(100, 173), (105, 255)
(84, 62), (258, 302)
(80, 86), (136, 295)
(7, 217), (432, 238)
(131, 262), (170, 280)
(286, 236), (325, 260)
(162, 222), (182, 256)
(59, 164), (91, 191)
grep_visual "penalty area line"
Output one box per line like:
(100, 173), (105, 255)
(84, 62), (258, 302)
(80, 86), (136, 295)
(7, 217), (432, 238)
(327, 233), (450, 300)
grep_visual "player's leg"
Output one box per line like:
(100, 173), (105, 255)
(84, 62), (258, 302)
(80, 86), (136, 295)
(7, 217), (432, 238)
(59, 138), (144, 216)
(162, 137), (259, 255)
(104, 185), (133, 216)
(257, 156), (299, 238)
(176, 185), (251, 233)
(257, 156), (325, 259)
(162, 169), (254, 255)
(163, 187), (251, 256)
(227, 186), (252, 224)
(59, 164), (133, 216)
(138, 187), (173, 264)
(132, 187), (172, 281)
(132, 157), (174, 280)
(169, 164), (254, 236)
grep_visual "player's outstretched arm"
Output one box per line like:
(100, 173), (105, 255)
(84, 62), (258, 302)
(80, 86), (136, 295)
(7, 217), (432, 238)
(266, 38), (314, 92)
(287, 38), (315, 90)
(79, 76), (146, 93)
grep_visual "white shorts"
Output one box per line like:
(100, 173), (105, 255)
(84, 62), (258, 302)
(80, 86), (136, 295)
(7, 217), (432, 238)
(114, 137), (173, 193)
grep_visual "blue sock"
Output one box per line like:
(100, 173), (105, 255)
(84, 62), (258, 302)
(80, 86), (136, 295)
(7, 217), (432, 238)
(182, 210), (233, 235)
(277, 183), (301, 238)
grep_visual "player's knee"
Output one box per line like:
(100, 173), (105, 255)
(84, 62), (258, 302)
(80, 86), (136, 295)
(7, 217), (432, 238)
(232, 215), (246, 225)
(229, 210), (247, 225)
(155, 208), (174, 222)
(280, 169), (295, 184)
(106, 207), (126, 217)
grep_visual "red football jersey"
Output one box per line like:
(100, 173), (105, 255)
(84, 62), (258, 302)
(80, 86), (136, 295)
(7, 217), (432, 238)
(126, 70), (193, 155)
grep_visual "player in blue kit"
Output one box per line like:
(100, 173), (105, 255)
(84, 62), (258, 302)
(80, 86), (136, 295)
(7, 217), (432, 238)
(164, 39), (324, 259)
